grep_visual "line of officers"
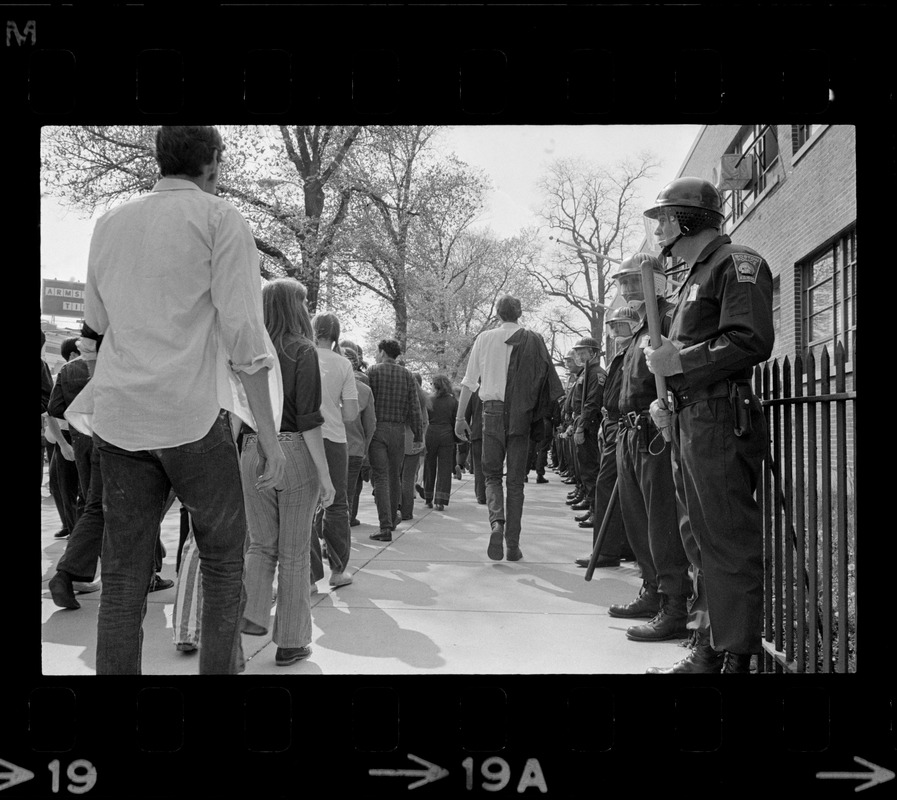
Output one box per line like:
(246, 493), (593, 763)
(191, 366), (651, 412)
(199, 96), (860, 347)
(550, 177), (774, 675)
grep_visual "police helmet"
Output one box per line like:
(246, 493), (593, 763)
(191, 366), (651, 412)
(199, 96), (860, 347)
(610, 253), (666, 282)
(644, 177), (724, 238)
(572, 336), (601, 351)
(605, 306), (640, 325)
(605, 305), (639, 337)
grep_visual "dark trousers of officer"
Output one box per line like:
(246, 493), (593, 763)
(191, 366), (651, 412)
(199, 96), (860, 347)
(591, 418), (627, 558)
(616, 415), (691, 600)
(570, 434), (582, 486)
(576, 428), (600, 502)
(671, 395), (766, 654)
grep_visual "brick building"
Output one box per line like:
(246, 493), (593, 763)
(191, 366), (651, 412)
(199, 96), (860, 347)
(651, 124), (857, 381)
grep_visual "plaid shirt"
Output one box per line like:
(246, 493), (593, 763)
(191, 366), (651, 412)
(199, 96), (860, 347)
(367, 360), (423, 441)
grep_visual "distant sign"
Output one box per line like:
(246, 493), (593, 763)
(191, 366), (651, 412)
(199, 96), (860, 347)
(42, 279), (86, 318)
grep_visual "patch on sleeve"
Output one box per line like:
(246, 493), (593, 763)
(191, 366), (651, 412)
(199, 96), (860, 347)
(733, 252), (762, 284)
(597, 373), (607, 385)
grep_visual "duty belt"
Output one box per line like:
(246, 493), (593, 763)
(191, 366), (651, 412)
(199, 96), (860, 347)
(669, 381), (730, 411)
(619, 410), (651, 430)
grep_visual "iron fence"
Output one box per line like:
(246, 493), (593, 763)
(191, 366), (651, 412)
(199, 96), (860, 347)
(754, 333), (857, 673)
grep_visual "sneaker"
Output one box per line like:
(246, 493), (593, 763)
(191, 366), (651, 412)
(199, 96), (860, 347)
(275, 646), (312, 666)
(506, 545), (523, 562)
(329, 572), (353, 588)
(434, 503), (444, 511)
(148, 574), (174, 593)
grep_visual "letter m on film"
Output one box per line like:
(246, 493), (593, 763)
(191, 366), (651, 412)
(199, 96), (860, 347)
(6, 20), (36, 46)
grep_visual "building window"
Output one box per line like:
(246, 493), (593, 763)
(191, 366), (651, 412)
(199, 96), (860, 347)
(802, 227), (857, 362)
(722, 125), (780, 229)
(792, 124), (823, 153)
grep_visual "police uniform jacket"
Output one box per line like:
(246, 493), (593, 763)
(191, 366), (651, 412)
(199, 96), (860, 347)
(619, 298), (675, 415)
(601, 350), (626, 421)
(575, 357), (607, 434)
(667, 235), (774, 399)
(562, 372), (580, 424)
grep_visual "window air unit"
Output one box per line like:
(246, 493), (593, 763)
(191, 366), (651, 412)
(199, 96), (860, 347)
(717, 153), (754, 190)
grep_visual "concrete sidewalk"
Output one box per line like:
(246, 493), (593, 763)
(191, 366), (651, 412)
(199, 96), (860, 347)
(41, 468), (692, 675)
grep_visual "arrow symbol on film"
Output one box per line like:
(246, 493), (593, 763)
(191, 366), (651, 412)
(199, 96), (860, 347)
(816, 756), (895, 793)
(369, 752), (449, 790)
(0, 758), (35, 792)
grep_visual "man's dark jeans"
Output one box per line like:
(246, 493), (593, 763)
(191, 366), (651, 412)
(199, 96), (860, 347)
(93, 412), (246, 675)
(481, 400), (529, 546)
(57, 432), (104, 583)
(368, 422), (405, 530)
(311, 438), (351, 580)
(346, 454), (365, 521)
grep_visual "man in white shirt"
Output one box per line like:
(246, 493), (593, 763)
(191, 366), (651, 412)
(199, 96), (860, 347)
(67, 126), (285, 675)
(456, 295), (563, 562)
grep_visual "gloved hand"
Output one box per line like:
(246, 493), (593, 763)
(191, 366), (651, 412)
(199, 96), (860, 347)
(649, 398), (673, 431)
(643, 335), (683, 376)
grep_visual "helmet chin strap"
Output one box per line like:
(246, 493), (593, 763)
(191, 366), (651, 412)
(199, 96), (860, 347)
(659, 216), (691, 258)
(660, 235), (682, 259)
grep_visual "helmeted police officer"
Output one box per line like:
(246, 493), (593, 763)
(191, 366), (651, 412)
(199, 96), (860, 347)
(644, 177), (774, 674)
(608, 254), (692, 643)
(562, 350), (587, 504)
(569, 337), (606, 521)
(575, 306), (639, 567)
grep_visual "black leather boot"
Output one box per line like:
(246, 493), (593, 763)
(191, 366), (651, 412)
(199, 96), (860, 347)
(625, 594), (689, 641)
(722, 652), (753, 674)
(565, 491), (585, 506)
(646, 629), (724, 674)
(608, 584), (661, 619)
(574, 511), (591, 522)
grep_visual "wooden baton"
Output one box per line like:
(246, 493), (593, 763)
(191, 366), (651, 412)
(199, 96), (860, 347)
(639, 258), (672, 442)
(584, 479), (619, 582)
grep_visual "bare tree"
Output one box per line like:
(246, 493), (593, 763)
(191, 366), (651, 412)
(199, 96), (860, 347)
(532, 153), (659, 338)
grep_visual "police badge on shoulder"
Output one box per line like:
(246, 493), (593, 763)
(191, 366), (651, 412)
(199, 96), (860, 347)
(733, 253), (762, 284)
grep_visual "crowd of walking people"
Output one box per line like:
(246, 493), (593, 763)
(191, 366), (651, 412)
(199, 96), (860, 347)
(41, 126), (773, 676)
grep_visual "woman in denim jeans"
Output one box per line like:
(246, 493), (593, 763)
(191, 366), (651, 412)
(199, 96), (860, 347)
(240, 279), (335, 667)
